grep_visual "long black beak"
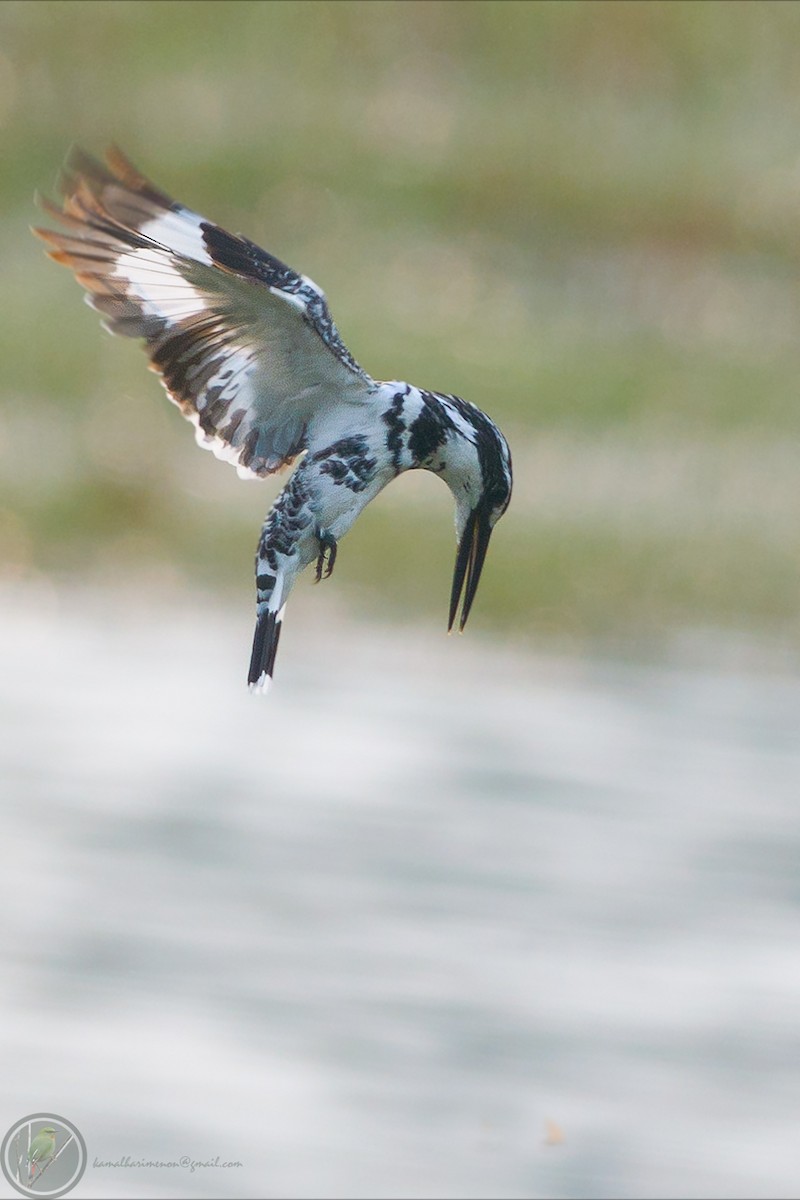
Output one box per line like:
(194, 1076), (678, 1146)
(448, 506), (493, 633)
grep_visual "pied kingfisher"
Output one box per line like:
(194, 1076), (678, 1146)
(35, 147), (512, 690)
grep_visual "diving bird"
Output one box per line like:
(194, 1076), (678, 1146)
(34, 148), (512, 690)
(27, 1127), (57, 1180)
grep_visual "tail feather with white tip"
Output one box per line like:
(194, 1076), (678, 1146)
(248, 605), (285, 693)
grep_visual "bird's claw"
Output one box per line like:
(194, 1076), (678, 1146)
(315, 530), (338, 582)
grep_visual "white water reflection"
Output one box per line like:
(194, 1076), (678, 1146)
(1, 584), (799, 1198)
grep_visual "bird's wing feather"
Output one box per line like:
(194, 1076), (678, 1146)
(33, 146), (375, 477)
(28, 1135), (52, 1162)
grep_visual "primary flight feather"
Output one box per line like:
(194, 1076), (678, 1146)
(34, 147), (512, 690)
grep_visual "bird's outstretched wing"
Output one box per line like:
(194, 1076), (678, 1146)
(33, 146), (375, 477)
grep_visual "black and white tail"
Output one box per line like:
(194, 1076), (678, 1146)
(248, 605), (285, 693)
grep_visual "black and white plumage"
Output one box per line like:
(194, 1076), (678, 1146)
(34, 147), (513, 691)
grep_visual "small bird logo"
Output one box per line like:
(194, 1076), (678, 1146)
(34, 148), (513, 690)
(27, 1126), (57, 1180)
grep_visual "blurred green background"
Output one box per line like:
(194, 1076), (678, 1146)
(3, 0), (800, 655)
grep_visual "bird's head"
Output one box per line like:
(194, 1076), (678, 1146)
(425, 396), (512, 633)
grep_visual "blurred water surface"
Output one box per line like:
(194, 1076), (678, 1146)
(1, 584), (799, 1198)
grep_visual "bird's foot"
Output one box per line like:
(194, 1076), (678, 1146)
(315, 530), (338, 582)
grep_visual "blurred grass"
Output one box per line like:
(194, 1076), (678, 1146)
(3, 0), (800, 652)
